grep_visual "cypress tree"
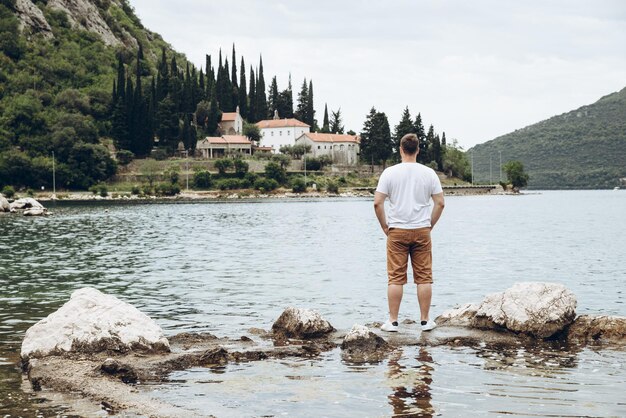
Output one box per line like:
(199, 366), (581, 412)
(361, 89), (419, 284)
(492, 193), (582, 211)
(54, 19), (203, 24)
(414, 113), (427, 163)
(307, 80), (315, 130)
(277, 74), (294, 119)
(256, 56), (268, 119)
(116, 57), (125, 100)
(131, 46), (153, 157)
(248, 66), (257, 122)
(433, 133), (443, 171)
(441, 131), (447, 148)
(231, 44), (238, 89)
(207, 97), (220, 135)
(156, 48), (169, 102)
(238, 57), (248, 119)
(111, 61), (129, 152)
(425, 124), (435, 164)
(198, 67), (205, 98)
(205, 54), (215, 100)
(156, 95), (179, 151)
(321, 103), (330, 133)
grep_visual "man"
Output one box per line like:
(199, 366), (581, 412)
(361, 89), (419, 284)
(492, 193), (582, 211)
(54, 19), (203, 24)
(374, 133), (445, 332)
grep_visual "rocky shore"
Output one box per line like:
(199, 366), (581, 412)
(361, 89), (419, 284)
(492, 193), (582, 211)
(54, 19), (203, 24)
(19, 283), (626, 417)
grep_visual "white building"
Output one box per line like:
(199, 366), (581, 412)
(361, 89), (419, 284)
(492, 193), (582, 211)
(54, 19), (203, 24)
(295, 133), (361, 165)
(196, 135), (252, 158)
(256, 115), (310, 152)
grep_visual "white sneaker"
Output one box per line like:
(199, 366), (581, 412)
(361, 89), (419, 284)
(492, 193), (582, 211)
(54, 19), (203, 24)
(381, 320), (399, 332)
(421, 320), (437, 332)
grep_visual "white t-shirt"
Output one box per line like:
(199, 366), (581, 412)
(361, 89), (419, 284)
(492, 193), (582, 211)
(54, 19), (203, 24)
(375, 163), (443, 229)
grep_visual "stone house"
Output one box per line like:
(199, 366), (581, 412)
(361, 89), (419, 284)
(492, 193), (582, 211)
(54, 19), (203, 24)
(295, 133), (361, 165)
(219, 106), (244, 135)
(196, 135), (252, 158)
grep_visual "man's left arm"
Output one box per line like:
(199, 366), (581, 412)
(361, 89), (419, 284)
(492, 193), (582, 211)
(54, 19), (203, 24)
(374, 191), (389, 235)
(430, 192), (445, 229)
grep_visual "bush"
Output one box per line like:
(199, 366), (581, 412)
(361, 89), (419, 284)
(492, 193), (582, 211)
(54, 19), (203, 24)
(241, 172), (257, 187)
(26, 188), (34, 197)
(214, 158), (233, 175)
(271, 153), (292, 169)
(499, 181), (508, 191)
(265, 161), (286, 184)
(217, 178), (244, 190)
(152, 149), (168, 161)
(427, 161), (438, 170)
(1, 185), (15, 198)
(254, 178), (279, 192)
(164, 167), (180, 184)
(326, 180), (339, 194)
(131, 185), (141, 195)
(193, 170), (212, 189)
(304, 157), (322, 171)
(291, 176), (306, 193)
(338, 176), (347, 185)
(89, 183), (108, 197)
(142, 185), (153, 196)
(116, 150), (134, 166)
(155, 183), (180, 196)
(233, 159), (249, 177)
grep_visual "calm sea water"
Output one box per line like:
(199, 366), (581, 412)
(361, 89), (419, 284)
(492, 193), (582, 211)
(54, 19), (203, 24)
(1, 191), (625, 416)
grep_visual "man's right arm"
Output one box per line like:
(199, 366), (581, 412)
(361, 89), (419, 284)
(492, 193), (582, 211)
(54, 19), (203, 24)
(374, 191), (389, 235)
(430, 192), (445, 229)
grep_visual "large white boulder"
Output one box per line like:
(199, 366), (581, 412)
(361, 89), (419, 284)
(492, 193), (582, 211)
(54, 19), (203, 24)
(21, 288), (170, 361)
(436, 303), (479, 327)
(472, 282), (577, 338)
(10, 197), (44, 211)
(272, 307), (335, 339)
(0, 194), (9, 212)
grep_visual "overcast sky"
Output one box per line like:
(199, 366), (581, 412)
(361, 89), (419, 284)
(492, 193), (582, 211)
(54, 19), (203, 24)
(130, 0), (626, 149)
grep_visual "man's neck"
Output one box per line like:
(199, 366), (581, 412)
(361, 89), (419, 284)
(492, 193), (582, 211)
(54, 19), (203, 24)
(401, 155), (418, 163)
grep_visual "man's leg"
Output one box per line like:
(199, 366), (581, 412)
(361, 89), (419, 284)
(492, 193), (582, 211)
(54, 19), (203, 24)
(417, 284), (432, 322)
(388, 284), (403, 322)
(387, 229), (409, 323)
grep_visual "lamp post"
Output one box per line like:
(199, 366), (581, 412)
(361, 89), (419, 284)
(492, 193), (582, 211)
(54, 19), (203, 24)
(52, 151), (56, 199)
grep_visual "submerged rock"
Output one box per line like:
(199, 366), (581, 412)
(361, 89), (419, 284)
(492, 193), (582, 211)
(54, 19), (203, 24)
(23, 208), (48, 216)
(0, 194), (9, 212)
(341, 324), (390, 363)
(21, 287), (170, 361)
(272, 307), (335, 339)
(472, 282), (577, 338)
(566, 315), (626, 344)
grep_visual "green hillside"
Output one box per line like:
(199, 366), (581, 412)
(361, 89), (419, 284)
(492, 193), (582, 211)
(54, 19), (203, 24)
(468, 87), (626, 189)
(0, 0), (188, 189)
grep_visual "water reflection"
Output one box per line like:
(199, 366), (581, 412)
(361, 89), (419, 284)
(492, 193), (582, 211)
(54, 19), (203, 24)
(386, 348), (434, 418)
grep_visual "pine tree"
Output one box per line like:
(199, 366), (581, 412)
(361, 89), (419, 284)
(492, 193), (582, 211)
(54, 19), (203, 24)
(360, 107), (392, 167)
(238, 57), (248, 119)
(248, 66), (257, 122)
(394, 107), (414, 159)
(425, 124), (435, 164)
(256, 56), (268, 119)
(321, 103), (330, 133)
(433, 133), (443, 171)
(414, 113), (427, 163)
(330, 108), (344, 134)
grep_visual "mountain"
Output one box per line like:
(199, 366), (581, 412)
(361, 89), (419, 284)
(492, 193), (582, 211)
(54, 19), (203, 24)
(468, 87), (626, 189)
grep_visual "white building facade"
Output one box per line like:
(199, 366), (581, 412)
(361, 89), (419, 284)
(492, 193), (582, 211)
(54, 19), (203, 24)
(219, 106), (244, 135)
(256, 118), (310, 152)
(295, 133), (361, 165)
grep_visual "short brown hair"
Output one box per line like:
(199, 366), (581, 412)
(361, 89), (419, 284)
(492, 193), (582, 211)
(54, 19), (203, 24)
(400, 133), (419, 154)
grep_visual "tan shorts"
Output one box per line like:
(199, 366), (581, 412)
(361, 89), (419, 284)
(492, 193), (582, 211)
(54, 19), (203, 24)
(386, 227), (433, 285)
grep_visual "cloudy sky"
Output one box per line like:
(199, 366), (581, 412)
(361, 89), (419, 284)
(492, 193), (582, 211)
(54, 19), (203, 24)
(130, 0), (626, 149)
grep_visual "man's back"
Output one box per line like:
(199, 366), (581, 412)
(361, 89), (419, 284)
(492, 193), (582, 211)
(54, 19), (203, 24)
(376, 162), (442, 229)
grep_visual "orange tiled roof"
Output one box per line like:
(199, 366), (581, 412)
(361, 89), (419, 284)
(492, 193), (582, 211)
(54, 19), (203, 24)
(302, 133), (360, 144)
(200, 136), (251, 145)
(256, 118), (310, 129)
(221, 112), (239, 122)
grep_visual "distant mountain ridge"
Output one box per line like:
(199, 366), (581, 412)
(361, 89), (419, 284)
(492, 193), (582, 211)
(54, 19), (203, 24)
(469, 87), (626, 189)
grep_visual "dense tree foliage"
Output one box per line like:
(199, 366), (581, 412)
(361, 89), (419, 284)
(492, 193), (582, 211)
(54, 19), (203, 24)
(503, 160), (529, 189)
(360, 107), (392, 166)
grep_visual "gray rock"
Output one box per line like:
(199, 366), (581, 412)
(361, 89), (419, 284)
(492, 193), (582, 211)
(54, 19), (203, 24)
(566, 315), (626, 345)
(272, 307), (335, 339)
(21, 287), (170, 361)
(0, 194), (9, 212)
(14, 0), (53, 39)
(341, 324), (390, 363)
(472, 282), (577, 338)
(436, 303), (479, 327)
